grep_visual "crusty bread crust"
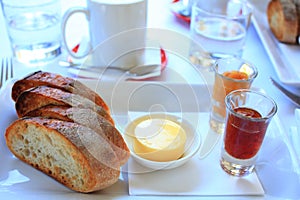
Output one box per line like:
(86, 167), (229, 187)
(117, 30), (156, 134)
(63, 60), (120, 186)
(8, 72), (130, 192)
(15, 86), (114, 125)
(5, 117), (120, 193)
(293, 0), (300, 33)
(26, 105), (130, 166)
(11, 71), (110, 113)
(267, 0), (299, 43)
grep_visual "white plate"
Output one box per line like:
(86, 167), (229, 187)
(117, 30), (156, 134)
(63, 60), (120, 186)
(123, 113), (201, 171)
(0, 78), (209, 199)
(250, 0), (300, 86)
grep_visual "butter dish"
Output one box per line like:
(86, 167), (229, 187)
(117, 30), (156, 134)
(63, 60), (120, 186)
(123, 113), (201, 171)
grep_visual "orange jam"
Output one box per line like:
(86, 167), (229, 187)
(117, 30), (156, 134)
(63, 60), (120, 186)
(212, 70), (250, 118)
(223, 70), (248, 80)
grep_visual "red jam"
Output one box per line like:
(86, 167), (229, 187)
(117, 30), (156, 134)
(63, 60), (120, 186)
(224, 107), (268, 159)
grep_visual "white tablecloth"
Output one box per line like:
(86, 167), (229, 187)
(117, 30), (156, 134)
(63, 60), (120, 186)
(0, 0), (298, 199)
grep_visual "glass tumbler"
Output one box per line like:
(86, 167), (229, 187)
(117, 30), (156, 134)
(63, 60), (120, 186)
(220, 89), (277, 177)
(1, 0), (62, 66)
(209, 57), (258, 134)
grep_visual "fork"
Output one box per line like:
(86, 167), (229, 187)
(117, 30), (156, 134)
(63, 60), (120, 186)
(0, 57), (13, 89)
(270, 77), (300, 107)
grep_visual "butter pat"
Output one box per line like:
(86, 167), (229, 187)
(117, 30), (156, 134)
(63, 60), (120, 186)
(133, 118), (187, 162)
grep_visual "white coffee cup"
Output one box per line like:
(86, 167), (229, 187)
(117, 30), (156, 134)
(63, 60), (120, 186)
(62, 0), (147, 59)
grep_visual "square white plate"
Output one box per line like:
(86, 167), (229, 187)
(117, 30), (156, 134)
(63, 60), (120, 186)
(127, 112), (264, 196)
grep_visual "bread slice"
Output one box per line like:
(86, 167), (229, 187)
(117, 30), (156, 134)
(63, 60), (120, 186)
(267, 0), (299, 43)
(11, 71), (110, 113)
(293, 0), (300, 34)
(26, 105), (130, 166)
(5, 117), (120, 193)
(15, 86), (114, 125)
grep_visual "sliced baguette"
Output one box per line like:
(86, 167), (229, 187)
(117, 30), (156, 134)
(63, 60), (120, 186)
(293, 0), (300, 34)
(26, 105), (130, 166)
(15, 86), (114, 125)
(11, 71), (110, 113)
(267, 0), (299, 43)
(5, 117), (120, 193)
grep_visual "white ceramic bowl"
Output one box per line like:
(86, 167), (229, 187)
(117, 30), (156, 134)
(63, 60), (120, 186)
(124, 113), (201, 170)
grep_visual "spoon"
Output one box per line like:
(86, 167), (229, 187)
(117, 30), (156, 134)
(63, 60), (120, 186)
(63, 61), (162, 80)
(59, 60), (160, 76)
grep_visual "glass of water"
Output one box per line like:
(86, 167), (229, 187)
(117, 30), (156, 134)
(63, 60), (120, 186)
(1, 0), (62, 66)
(189, 0), (252, 68)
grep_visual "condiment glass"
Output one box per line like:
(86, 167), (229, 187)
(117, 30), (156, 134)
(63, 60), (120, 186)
(220, 89), (277, 177)
(209, 57), (258, 134)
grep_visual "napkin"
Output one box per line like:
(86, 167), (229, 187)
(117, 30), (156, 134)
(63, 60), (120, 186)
(289, 109), (300, 164)
(128, 113), (265, 196)
(254, 115), (300, 199)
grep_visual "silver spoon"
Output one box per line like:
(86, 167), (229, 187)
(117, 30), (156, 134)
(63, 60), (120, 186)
(59, 60), (161, 76)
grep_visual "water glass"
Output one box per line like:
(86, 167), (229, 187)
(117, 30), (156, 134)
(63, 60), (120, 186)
(1, 0), (62, 66)
(220, 89), (277, 177)
(209, 57), (257, 134)
(189, 0), (252, 68)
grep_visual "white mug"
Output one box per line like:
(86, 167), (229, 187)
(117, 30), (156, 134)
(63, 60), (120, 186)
(62, 0), (147, 59)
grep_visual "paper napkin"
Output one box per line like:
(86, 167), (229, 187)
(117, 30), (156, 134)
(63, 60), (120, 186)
(290, 109), (300, 161)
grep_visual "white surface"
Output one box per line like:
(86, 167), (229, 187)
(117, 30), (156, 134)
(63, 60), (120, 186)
(128, 113), (264, 196)
(251, 0), (300, 86)
(291, 109), (300, 165)
(123, 113), (201, 170)
(0, 79), (299, 199)
(0, 0), (300, 199)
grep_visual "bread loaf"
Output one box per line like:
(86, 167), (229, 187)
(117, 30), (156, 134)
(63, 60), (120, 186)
(11, 71), (110, 113)
(293, 0), (300, 33)
(15, 85), (114, 125)
(7, 72), (130, 192)
(267, 0), (299, 44)
(5, 117), (121, 193)
(26, 105), (130, 166)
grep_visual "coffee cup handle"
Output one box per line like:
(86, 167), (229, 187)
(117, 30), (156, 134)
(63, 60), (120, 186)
(61, 7), (91, 59)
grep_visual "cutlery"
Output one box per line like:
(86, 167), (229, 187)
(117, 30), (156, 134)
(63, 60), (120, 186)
(67, 63), (162, 80)
(60, 61), (161, 76)
(270, 77), (300, 107)
(0, 57), (13, 88)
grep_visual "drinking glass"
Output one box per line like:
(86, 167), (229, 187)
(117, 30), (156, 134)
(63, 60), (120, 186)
(1, 0), (62, 66)
(209, 57), (257, 134)
(189, 0), (252, 68)
(220, 89), (277, 177)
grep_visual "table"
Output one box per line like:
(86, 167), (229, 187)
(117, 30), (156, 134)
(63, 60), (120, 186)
(0, 0), (299, 199)
(0, 0), (297, 128)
